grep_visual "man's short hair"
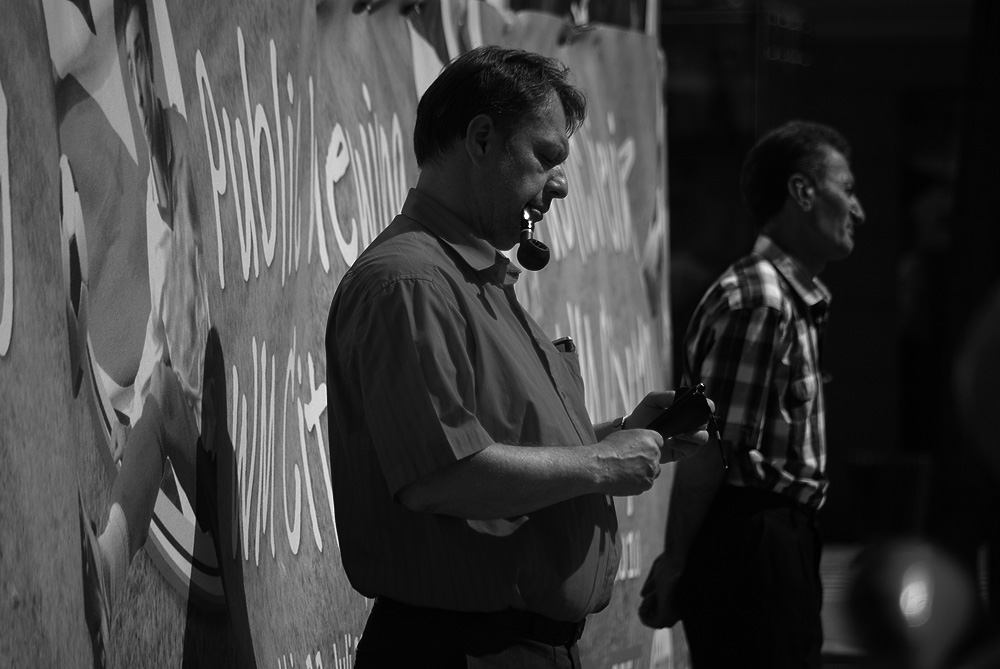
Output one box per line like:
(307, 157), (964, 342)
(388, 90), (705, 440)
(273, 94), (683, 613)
(741, 120), (852, 228)
(413, 45), (587, 167)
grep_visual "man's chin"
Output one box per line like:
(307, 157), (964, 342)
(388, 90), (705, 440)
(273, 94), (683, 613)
(833, 240), (854, 259)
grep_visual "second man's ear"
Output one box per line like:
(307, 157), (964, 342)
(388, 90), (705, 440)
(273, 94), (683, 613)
(788, 174), (814, 211)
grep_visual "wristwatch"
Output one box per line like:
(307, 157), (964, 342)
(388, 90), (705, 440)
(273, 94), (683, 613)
(612, 415), (628, 430)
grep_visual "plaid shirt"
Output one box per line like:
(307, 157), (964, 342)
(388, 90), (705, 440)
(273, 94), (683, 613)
(683, 236), (831, 508)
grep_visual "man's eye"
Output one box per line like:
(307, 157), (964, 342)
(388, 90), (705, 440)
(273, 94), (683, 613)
(539, 148), (565, 166)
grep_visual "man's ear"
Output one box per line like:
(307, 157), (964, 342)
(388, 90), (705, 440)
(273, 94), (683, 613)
(464, 114), (495, 165)
(788, 174), (814, 212)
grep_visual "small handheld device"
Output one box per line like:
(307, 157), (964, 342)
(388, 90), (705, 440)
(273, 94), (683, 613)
(647, 384), (728, 469)
(647, 384), (713, 439)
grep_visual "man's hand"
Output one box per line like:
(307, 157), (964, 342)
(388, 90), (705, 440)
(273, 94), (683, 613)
(624, 390), (714, 463)
(625, 390), (678, 429)
(592, 428), (664, 496)
(397, 391), (715, 519)
(661, 429), (710, 464)
(638, 552), (684, 629)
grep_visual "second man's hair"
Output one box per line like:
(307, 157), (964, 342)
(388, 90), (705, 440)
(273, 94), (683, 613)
(741, 120), (852, 228)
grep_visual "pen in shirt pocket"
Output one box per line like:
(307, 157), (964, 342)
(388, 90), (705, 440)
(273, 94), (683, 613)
(552, 336), (576, 353)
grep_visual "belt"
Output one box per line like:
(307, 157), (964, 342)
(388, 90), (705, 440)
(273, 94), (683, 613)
(376, 597), (586, 647)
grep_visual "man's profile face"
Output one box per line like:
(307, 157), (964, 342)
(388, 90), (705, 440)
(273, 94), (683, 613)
(476, 94), (570, 251)
(125, 6), (154, 144)
(807, 147), (865, 261)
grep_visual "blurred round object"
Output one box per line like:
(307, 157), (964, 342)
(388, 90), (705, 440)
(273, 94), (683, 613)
(846, 540), (982, 669)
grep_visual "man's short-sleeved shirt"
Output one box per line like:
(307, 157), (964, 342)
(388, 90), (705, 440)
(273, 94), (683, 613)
(684, 235), (830, 508)
(325, 188), (619, 621)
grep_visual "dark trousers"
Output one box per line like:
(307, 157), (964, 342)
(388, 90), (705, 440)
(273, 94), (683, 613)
(354, 598), (584, 669)
(680, 485), (824, 669)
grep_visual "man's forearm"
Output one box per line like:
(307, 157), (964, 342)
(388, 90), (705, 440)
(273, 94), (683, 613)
(397, 442), (603, 519)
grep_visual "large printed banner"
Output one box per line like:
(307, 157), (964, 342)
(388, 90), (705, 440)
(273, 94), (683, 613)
(0, 0), (673, 667)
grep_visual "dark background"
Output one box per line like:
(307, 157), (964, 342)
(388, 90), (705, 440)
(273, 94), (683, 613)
(512, 0), (1000, 577)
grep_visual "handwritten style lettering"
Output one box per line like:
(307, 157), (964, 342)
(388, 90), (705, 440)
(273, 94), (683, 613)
(0, 79), (11, 356)
(230, 330), (335, 564)
(195, 29), (407, 288)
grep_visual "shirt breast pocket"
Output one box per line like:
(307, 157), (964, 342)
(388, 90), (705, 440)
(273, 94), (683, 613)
(788, 369), (818, 422)
(552, 337), (585, 394)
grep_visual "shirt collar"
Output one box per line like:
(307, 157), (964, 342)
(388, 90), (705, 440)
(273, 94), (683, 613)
(400, 188), (518, 286)
(754, 235), (832, 310)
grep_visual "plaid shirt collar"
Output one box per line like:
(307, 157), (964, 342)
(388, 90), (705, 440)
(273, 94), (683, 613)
(754, 235), (832, 314)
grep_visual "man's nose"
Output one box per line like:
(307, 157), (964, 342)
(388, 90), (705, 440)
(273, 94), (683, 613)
(546, 164), (568, 200)
(851, 197), (865, 224)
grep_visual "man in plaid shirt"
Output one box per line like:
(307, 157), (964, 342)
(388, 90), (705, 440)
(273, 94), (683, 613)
(640, 120), (866, 668)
